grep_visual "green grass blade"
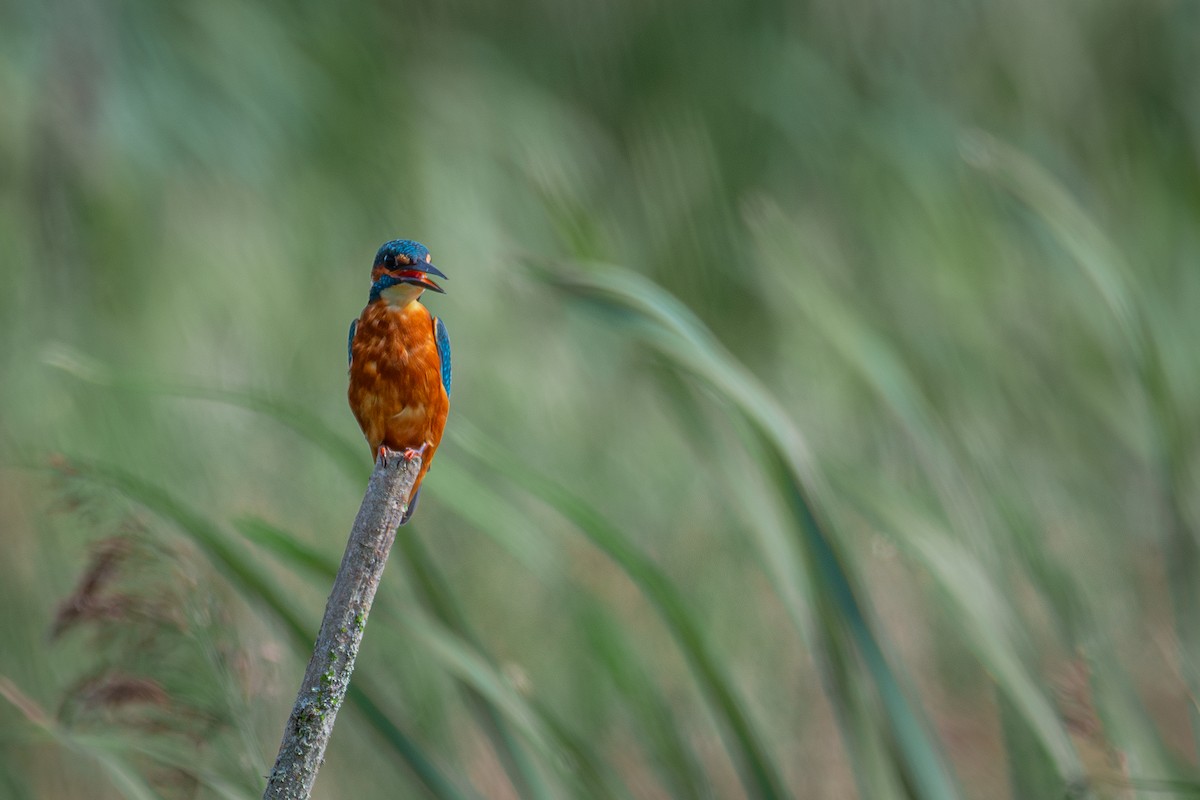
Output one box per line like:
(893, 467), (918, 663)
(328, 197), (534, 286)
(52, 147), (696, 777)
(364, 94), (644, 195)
(846, 483), (1086, 790)
(343, 678), (481, 800)
(42, 352), (369, 483)
(392, 531), (559, 800)
(997, 691), (1065, 800)
(142, 384), (370, 485)
(455, 417), (789, 800)
(970, 135), (1200, 777)
(746, 214), (1097, 792)
(0, 681), (168, 800)
(542, 265), (963, 800)
(581, 603), (715, 800)
(235, 515), (337, 581)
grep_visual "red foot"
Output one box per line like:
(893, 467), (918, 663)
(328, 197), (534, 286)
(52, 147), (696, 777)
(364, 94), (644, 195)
(402, 442), (430, 462)
(377, 443), (429, 467)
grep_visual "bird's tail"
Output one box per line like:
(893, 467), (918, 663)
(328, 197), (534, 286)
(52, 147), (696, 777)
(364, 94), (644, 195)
(399, 486), (421, 526)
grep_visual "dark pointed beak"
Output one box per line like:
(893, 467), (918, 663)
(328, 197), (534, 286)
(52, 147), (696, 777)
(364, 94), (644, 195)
(395, 265), (446, 294)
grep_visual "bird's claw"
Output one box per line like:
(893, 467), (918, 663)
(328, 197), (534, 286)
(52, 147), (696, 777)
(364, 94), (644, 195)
(377, 443), (429, 468)
(402, 443), (430, 462)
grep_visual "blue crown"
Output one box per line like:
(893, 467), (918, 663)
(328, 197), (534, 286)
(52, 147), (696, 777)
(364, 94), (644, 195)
(374, 239), (431, 267)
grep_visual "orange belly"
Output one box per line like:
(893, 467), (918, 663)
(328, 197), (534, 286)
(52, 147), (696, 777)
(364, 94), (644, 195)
(347, 300), (450, 500)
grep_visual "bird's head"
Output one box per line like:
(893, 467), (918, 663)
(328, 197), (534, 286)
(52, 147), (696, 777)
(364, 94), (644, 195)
(369, 239), (447, 305)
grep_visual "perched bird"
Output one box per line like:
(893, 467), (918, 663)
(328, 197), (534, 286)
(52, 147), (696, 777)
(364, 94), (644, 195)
(347, 239), (451, 524)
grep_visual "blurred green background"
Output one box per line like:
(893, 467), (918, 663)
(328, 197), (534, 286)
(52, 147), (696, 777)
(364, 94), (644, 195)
(3, 1), (1200, 798)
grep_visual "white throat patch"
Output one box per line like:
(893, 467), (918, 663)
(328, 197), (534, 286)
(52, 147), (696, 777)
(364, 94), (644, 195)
(381, 283), (424, 306)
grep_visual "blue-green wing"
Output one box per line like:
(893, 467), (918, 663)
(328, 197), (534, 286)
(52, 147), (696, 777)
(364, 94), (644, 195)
(347, 319), (358, 368)
(434, 316), (451, 397)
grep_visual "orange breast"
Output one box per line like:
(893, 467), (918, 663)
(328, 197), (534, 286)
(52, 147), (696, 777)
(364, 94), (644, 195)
(347, 300), (450, 499)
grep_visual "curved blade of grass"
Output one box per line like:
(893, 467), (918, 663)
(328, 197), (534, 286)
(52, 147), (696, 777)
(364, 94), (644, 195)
(960, 132), (1141, 355)
(844, 481), (1085, 789)
(1078, 633), (1187, 792)
(0, 678), (166, 800)
(397, 611), (557, 766)
(40, 350), (369, 484)
(726, 223), (1087, 786)
(419, 457), (564, 578)
(101, 738), (254, 800)
(148, 384), (370, 484)
(454, 416), (789, 800)
(61, 459), (475, 800)
(719, 414), (912, 796)
(759, 439), (952, 800)
(1122, 777), (1200, 796)
(968, 133), (1200, 775)
(581, 602), (715, 800)
(997, 689), (1064, 800)
(391, 532), (569, 800)
(964, 133), (1187, 492)
(87, 751), (164, 800)
(235, 515), (337, 581)
(527, 698), (639, 800)
(722, 414), (910, 797)
(540, 265), (962, 800)
(0, 763), (29, 800)
(344, 675), (481, 800)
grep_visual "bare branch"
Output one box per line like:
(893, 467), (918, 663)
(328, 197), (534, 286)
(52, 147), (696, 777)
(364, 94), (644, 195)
(263, 453), (421, 800)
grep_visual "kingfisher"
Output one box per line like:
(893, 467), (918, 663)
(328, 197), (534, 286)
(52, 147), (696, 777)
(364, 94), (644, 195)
(347, 239), (451, 524)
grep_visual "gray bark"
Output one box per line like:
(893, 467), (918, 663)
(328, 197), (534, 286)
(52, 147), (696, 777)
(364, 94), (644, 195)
(263, 453), (420, 799)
